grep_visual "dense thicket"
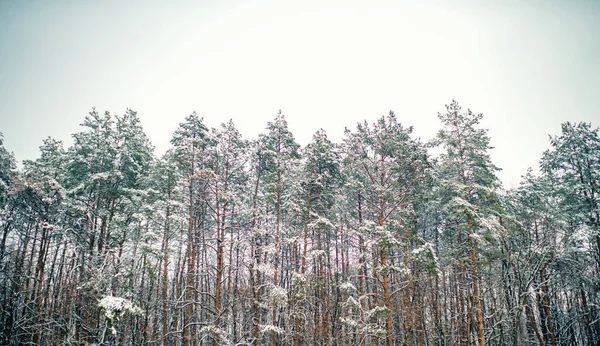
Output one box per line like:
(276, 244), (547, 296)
(0, 102), (599, 346)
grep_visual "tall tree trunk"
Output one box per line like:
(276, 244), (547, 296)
(272, 171), (281, 346)
(403, 242), (413, 346)
(467, 225), (485, 346)
(294, 184), (311, 346)
(357, 193), (366, 345)
(379, 168), (393, 346)
(162, 204), (170, 346)
(540, 266), (557, 346)
(524, 293), (544, 346)
(214, 182), (223, 345)
(456, 230), (468, 346)
(32, 223), (49, 345)
(184, 160), (195, 344)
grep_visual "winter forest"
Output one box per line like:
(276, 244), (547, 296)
(0, 101), (599, 346)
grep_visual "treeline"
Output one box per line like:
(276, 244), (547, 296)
(0, 101), (599, 346)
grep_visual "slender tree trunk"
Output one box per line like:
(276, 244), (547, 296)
(250, 170), (262, 345)
(468, 228), (485, 346)
(456, 230), (468, 346)
(378, 167), (393, 346)
(357, 193), (366, 345)
(524, 293), (544, 346)
(32, 223), (49, 345)
(294, 184), (311, 346)
(184, 160), (195, 344)
(540, 266), (557, 346)
(162, 204), (170, 346)
(404, 241), (413, 346)
(214, 181), (223, 345)
(272, 171), (281, 346)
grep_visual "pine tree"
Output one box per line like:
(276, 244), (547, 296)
(344, 111), (428, 346)
(541, 122), (600, 261)
(170, 111), (209, 344)
(0, 132), (17, 260)
(146, 151), (182, 346)
(432, 100), (503, 346)
(0, 133), (18, 344)
(293, 129), (341, 346)
(506, 170), (559, 346)
(259, 110), (300, 345)
(205, 119), (249, 345)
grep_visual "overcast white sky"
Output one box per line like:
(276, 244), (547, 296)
(1, 0), (599, 188)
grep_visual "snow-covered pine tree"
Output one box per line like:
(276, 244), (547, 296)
(432, 100), (503, 346)
(343, 111), (428, 346)
(541, 122), (600, 261)
(292, 129), (341, 346)
(258, 110), (300, 345)
(205, 119), (249, 345)
(170, 111), (209, 344)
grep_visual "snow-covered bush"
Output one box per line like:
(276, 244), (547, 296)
(98, 295), (143, 335)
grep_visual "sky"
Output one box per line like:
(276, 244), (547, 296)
(1, 0), (599, 188)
